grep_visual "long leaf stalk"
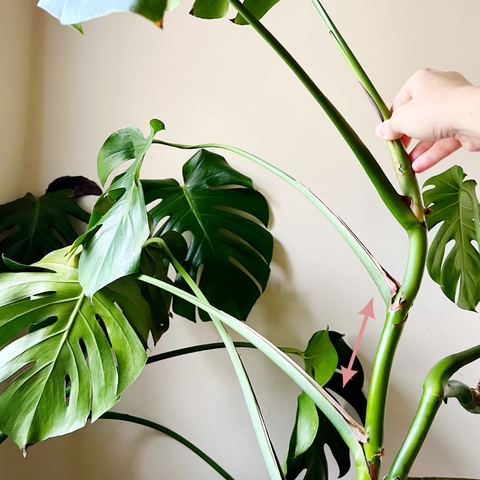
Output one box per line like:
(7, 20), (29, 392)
(101, 412), (235, 480)
(152, 139), (398, 306)
(145, 238), (285, 480)
(308, 0), (425, 223)
(135, 272), (370, 477)
(362, 225), (428, 480)
(387, 344), (480, 480)
(147, 342), (302, 364)
(225, 0), (418, 232)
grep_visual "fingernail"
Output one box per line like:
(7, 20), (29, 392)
(375, 122), (386, 138)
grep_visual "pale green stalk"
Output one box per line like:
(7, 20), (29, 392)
(152, 139), (398, 307)
(135, 272), (369, 477)
(145, 238), (284, 480)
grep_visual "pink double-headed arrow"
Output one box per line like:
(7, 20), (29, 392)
(341, 298), (375, 388)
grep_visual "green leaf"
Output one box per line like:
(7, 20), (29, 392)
(74, 120), (164, 297)
(233, 0), (281, 25)
(38, 0), (168, 26)
(423, 166), (480, 311)
(0, 176), (100, 272)
(284, 331), (366, 480)
(303, 330), (338, 386)
(142, 149), (273, 321)
(0, 248), (147, 449)
(293, 393), (319, 458)
(191, 0), (229, 19)
(324, 332), (367, 422)
(97, 119), (165, 187)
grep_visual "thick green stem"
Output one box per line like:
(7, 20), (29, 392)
(363, 225), (428, 479)
(147, 342), (302, 364)
(101, 412), (235, 480)
(387, 344), (480, 480)
(135, 273), (370, 477)
(226, 0), (417, 231)
(309, 0), (425, 223)
(153, 139), (398, 306)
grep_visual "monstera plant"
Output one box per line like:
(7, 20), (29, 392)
(0, 0), (479, 479)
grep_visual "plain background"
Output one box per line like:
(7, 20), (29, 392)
(1, 0), (480, 478)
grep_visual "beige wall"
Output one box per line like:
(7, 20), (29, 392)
(1, 0), (480, 478)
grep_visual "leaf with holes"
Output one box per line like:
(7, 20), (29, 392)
(72, 120), (164, 297)
(423, 166), (480, 311)
(284, 330), (366, 480)
(39, 0), (282, 26)
(143, 149), (273, 322)
(0, 248), (147, 449)
(0, 176), (100, 272)
(37, 0), (168, 26)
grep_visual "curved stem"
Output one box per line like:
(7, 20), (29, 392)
(101, 412), (235, 480)
(135, 273), (370, 477)
(147, 239), (284, 479)
(152, 139), (398, 306)
(363, 225), (428, 479)
(147, 342), (302, 364)
(387, 344), (480, 480)
(225, 0), (417, 231)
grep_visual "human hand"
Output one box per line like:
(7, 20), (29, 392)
(375, 68), (480, 173)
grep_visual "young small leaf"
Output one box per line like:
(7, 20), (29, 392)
(75, 121), (164, 297)
(423, 166), (480, 311)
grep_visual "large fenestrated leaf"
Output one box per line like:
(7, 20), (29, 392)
(72, 120), (164, 297)
(38, 0), (282, 25)
(423, 166), (480, 311)
(0, 176), (100, 272)
(143, 149), (273, 322)
(0, 248), (147, 449)
(284, 331), (366, 480)
(37, 0), (168, 26)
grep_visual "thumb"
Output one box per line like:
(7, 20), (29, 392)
(375, 118), (403, 141)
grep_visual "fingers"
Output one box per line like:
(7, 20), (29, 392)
(411, 138), (462, 173)
(401, 135), (412, 149)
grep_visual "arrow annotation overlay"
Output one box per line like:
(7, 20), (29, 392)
(341, 298), (375, 388)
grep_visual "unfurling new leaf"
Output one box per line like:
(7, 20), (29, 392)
(423, 166), (480, 311)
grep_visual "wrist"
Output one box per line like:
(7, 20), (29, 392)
(452, 85), (480, 142)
